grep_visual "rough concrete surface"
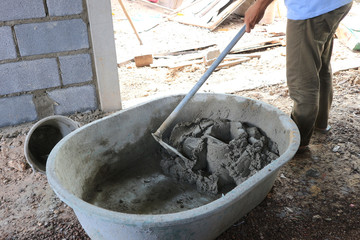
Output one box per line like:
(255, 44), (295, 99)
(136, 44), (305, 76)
(84, 154), (219, 214)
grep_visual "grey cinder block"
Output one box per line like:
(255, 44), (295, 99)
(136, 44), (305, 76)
(0, 0), (45, 21)
(0, 26), (17, 61)
(47, 0), (83, 16)
(59, 54), (93, 85)
(47, 85), (97, 115)
(0, 95), (37, 127)
(15, 19), (89, 56)
(0, 58), (60, 95)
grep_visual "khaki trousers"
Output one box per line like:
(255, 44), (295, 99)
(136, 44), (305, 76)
(286, 2), (352, 146)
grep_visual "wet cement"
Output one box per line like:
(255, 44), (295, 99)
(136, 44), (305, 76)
(83, 155), (219, 214)
(160, 118), (279, 195)
(83, 118), (278, 215)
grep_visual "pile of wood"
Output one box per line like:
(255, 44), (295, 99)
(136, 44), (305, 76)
(169, 0), (248, 31)
(138, 0), (256, 31)
(127, 37), (285, 70)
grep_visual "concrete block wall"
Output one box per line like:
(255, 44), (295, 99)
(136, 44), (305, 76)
(0, 0), (98, 128)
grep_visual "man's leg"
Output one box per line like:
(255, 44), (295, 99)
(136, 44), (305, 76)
(315, 3), (352, 129)
(286, 3), (352, 147)
(286, 18), (322, 147)
(315, 36), (334, 130)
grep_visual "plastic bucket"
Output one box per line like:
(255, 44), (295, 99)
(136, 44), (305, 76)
(24, 115), (80, 174)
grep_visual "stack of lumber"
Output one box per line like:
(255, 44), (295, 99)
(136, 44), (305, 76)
(142, 38), (284, 69)
(169, 0), (247, 31)
(118, 37), (285, 69)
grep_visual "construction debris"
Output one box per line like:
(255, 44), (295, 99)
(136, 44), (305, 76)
(230, 37), (285, 54)
(332, 58), (360, 74)
(132, 0), (280, 31)
(206, 57), (251, 70)
(336, 23), (360, 51)
(154, 43), (217, 57)
(127, 36), (281, 69)
(203, 48), (221, 66)
(335, 4), (360, 51)
(134, 54), (154, 67)
(170, 0), (248, 31)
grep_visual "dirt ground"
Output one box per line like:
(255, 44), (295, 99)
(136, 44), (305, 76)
(1, 0), (360, 239)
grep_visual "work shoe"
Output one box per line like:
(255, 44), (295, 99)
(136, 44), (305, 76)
(296, 145), (309, 154)
(315, 125), (331, 134)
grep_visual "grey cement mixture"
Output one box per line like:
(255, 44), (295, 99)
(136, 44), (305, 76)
(84, 118), (279, 214)
(161, 118), (279, 195)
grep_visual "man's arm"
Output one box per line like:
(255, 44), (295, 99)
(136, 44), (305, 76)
(244, 0), (274, 33)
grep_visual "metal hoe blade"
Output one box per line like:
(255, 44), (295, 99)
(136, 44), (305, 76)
(152, 133), (192, 162)
(152, 25), (247, 159)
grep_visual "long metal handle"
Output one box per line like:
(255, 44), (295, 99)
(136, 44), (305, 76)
(154, 25), (246, 138)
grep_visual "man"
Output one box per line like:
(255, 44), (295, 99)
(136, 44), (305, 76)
(244, 0), (353, 153)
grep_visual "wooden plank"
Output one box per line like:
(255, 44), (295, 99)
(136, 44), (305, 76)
(332, 58), (360, 74)
(150, 57), (204, 68)
(199, 0), (230, 24)
(117, 58), (133, 67)
(151, 56), (257, 69)
(134, 54), (153, 67)
(197, 0), (222, 17)
(269, 32), (286, 37)
(168, 59), (204, 69)
(150, 60), (174, 68)
(226, 53), (261, 58)
(205, 57), (251, 70)
(206, 0), (247, 31)
(169, 0), (206, 18)
(173, 0), (221, 26)
(230, 42), (282, 53)
(175, 53), (204, 62)
(222, 55), (259, 61)
(153, 43), (217, 57)
(171, 0), (246, 30)
(230, 38), (284, 53)
(190, 0), (216, 15)
(155, 52), (204, 63)
(151, 51), (260, 68)
(204, 55), (256, 66)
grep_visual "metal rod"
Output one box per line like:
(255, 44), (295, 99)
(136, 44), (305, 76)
(154, 25), (246, 138)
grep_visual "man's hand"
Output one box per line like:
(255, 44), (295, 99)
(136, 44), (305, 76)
(244, 0), (274, 33)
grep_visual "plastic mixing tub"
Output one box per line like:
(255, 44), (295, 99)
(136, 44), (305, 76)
(47, 93), (300, 240)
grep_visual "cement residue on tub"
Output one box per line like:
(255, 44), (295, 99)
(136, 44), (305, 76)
(160, 118), (279, 195)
